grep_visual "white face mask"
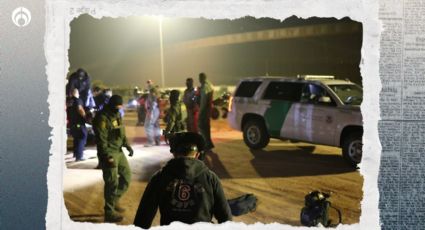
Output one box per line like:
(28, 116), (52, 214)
(105, 91), (112, 97)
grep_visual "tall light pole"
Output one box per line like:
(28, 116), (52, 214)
(159, 16), (165, 88)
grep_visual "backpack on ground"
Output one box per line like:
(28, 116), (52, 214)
(227, 193), (257, 216)
(300, 191), (342, 227)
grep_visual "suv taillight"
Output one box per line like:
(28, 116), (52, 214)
(228, 96), (233, 112)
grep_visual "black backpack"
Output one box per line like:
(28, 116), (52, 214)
(227, 194), (257, 216)
(300, 191), (342, 227)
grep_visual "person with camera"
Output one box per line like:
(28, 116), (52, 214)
(92, 95), (134, 223)
(133, 132), (232, 228)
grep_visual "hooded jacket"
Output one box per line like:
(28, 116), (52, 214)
(133, 157), (232, 228)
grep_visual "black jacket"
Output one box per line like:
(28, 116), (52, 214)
(67, 96), (85, 126)
(133, 157), (232, 228)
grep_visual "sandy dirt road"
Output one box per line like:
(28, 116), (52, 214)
(64, 110), (363, 227)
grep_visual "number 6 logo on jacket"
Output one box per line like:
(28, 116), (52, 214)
(178, 184), (191, 201)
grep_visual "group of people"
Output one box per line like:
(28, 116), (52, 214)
(133, 72), (215, 152)
(95, 100), (232, 225)
(167, 73), (215, 151)
(66, 68), (117, 161)
(67, 69), (230, 226)
(132, 73), (227, 227)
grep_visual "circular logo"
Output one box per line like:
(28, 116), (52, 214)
(12, 7), (31, 27)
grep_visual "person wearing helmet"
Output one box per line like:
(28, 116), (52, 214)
(133, 132), (232, 228)
(92, 95), (134, 223)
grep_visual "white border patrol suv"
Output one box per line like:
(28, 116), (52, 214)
(227, 75), (363, 166)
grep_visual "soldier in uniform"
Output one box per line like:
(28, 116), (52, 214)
(183, 78), (199, 133)
(197, 73), (215, 151)
(133, 132), (232, 228)
(93, 95), (134, 223)
(163, 90), (185, 139)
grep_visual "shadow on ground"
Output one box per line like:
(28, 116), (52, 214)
(249, 147), (356, 178)
(203, 150), (232, 178)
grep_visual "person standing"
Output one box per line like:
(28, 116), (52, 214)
(93, 95), (134, 223)
(93, 88), (113, 169)
(68, 88), (88, 161)
(146, 79), (154, 91)
(66, 68), (94, 110)
(197, 73), (214, 151)
(133, 132), (232, 228)
(163, 90), (185, 139)
(93, 87), (107, 112)
(183, 78), (199, 133)
(144, 87), (161, 146)
(137, 93), (148, 126)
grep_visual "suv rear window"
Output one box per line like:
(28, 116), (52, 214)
(263, 82), (303, 101)
(235, 81), (262, 97)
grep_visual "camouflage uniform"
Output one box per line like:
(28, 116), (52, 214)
(93, 104), (132, 221)
(164, 101), (185, 135)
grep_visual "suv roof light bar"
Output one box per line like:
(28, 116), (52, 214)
(297, 75), (335, 80)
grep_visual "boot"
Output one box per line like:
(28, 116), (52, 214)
(105, 213), (123, 223)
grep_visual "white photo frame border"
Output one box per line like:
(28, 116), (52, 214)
(45, 0), (381, 229)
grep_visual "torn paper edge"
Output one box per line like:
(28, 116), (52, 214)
(45, 0), (381, 229)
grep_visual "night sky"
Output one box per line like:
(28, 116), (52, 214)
(68, 15), (362, 88)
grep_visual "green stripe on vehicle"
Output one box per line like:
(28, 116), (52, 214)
(264, 100), (292, 137)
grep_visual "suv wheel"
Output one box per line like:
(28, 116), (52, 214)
(243, 119), (270, 149)
(342, 132), (362, 166)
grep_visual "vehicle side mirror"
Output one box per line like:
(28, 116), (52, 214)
(319, 96), (331, 103)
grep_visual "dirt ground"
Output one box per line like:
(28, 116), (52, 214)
(64, 110), (363, 227)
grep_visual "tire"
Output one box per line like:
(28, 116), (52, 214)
(211, 107), (220, 120)
(342, 132), (363, 166)
(243, 119), (270, 149)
